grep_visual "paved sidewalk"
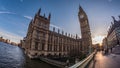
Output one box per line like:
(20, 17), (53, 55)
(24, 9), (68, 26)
(112, 45), (120, 55)
(88, 45), (120, 68)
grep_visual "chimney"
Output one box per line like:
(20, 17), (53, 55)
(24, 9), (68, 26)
(37, 8), (41, 15)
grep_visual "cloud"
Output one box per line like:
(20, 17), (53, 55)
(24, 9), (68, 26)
(92, 35), (105, 45)
(0, 11), (16, 15)
(0, 11), (32, 43)
(23, 15), (32, 20)
(0, 10), (32, 20)
(50, 24), (63, 30)
(17, 30), (26, 36)
(0, 28), (23, 43)
(0, 11), (11, 14)
(50, 24), (65, 33)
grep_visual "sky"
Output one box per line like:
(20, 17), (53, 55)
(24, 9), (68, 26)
(0, 0), (120, 44)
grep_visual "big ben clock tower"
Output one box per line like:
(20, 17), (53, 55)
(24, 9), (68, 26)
(78, 6), (92, 55)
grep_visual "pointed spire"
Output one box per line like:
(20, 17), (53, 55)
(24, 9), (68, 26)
(112, 16), (116, 22)
(79, 4), (81, 10)
(71, 34), (72, 38)
(78, 5), (85, 16)
(76, 34), (78, 39)
(65, 32), (67, 36)
(48, 13), (51, 21)
(44, 13), (45, 17)
(79, 5), (84, 12)
(110, 25), (112, 29)
(58, 29), (60, 33)
(111, 22), (113, 25)
(53, 27), (55, 32)
(119, 15), (120, 19)
(37, 8), (41, 15)
(29, 19), (33, 25)
(69, 33), (70, 37)
(62, 30), (64, 35)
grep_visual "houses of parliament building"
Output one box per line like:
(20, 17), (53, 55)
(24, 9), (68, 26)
(21, 6), (92, 58)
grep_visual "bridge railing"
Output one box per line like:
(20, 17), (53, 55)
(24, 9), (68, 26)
(69, 51), (96, 68)
(39, 57), (67, 68)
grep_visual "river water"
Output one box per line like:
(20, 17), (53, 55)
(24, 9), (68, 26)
(0, 42), (57, 68)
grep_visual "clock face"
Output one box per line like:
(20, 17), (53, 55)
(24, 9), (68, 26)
(80, 14), (84, 19)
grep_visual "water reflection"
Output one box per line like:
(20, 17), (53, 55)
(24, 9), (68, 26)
(0, 42), (58, 68)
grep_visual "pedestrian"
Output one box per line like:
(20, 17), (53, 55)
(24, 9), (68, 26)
(104, 49), (106, 54)
(106, 48), (108, 54)
(110, 47), (112, 53)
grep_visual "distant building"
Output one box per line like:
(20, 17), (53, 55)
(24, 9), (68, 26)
(0, 36), (18, 46)
(0, 37), (10, 44)
(102, 37), (108, 50)
(107, 16), (120, 48)
(0, 37), (4, 42)
(10, 42), (18, 46)
(21, 6), (92, 58)
(93, 44), (101, 51)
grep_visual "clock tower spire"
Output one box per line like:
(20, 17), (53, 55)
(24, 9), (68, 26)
(78, 6), (92, 55)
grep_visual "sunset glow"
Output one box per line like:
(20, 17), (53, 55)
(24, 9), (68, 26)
(92, 35), (105, 45)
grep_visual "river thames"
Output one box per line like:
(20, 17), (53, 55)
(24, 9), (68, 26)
(0, 42), (57, 68)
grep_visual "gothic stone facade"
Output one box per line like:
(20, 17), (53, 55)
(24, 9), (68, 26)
(107, 16), (120, 48)
(21, 6), (92, 58)
(78, 6), (92, 54)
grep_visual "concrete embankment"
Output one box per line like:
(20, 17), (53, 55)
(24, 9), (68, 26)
(39, 57), (67, 68)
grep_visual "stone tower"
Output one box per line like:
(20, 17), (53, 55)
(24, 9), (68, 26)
(78, 6), (92, 54)
(25, 8), (51, 57)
